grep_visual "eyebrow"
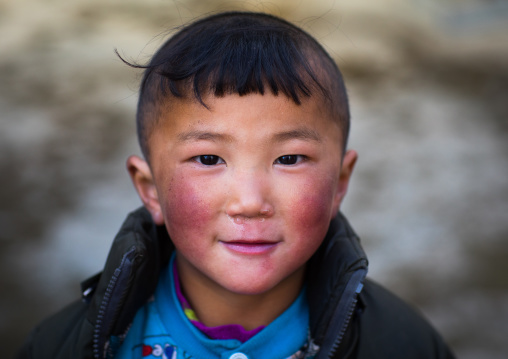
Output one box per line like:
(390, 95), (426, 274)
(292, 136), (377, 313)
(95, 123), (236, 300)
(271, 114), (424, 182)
(177, 130), (234, 143)
(272, 128), (322, 143)
(177, 128), (322, 144)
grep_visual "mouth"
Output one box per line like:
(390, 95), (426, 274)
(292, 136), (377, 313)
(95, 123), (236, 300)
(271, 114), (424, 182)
(220, 240), (279, 255)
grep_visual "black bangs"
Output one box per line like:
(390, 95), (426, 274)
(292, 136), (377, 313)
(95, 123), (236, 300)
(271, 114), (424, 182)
(141, 12), (325, 106)
(126, 12), (350, 159)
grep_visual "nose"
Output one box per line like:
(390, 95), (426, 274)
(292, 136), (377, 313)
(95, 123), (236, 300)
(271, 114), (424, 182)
(225, 169), (274, 219)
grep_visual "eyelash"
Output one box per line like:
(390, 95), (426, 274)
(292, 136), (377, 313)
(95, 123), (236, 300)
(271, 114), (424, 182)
(192, 154), (307, 166)
(193, 155), (225, 166)
(274, 155), (307, 165)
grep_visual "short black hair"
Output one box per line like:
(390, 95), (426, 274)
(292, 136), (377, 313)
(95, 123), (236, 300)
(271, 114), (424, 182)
(125, 11), (350, 159)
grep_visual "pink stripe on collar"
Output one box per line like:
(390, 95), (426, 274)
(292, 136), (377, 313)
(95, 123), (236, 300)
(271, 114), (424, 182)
(172, 260), (265, 343)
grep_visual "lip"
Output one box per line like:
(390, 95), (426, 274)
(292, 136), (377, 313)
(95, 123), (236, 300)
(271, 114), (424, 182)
(220, 240), (279, 255)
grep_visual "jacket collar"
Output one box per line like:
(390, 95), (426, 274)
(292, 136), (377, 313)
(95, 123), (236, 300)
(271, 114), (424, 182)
(307, 213), (368, 357)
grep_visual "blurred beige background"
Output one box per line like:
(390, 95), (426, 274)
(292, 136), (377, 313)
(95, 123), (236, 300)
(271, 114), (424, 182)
(1, 0), (507, 358)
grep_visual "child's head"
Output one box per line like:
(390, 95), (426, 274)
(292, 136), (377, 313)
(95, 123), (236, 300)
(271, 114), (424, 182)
(127, 12), (357, 316)
(134, 11), (350, 160)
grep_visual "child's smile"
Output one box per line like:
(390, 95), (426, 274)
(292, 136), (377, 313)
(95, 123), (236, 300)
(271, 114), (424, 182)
(128, 93), (356, 326)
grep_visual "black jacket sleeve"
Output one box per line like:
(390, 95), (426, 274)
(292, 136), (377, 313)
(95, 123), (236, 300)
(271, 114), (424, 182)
(354, 280), (455, 359)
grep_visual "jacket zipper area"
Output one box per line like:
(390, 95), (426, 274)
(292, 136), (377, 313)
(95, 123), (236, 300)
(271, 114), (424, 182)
(93, 247), (139, 359)
(315, 268), (367, 359)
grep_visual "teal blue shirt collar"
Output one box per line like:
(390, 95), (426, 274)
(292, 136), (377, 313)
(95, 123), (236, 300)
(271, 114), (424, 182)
(155, 254), (310, 359)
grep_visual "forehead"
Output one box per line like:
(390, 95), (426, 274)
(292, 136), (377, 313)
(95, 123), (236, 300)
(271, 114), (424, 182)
(151, 93), (343, 144)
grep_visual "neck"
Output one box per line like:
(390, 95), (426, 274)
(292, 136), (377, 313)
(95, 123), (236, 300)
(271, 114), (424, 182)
(176, 255), (305, 330)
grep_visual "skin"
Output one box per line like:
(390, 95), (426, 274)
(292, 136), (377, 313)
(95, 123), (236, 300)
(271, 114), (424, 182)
(128, 93), (357, 330)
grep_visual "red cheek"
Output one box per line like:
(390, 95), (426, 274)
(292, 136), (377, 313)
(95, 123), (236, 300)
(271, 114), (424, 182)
(289, 176), (336, 234)
(161, 175), (213, 241)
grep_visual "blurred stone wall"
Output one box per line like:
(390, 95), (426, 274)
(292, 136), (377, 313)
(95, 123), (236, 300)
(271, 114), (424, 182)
(1, 0), (507, 358)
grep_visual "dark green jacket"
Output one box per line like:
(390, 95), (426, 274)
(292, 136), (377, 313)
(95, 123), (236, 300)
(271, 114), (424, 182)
(17, 208), (455, 359)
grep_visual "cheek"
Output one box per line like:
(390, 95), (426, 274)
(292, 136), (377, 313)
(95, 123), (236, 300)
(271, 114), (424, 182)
(286, 174), (337, 236)
(160, 173), (215, 243)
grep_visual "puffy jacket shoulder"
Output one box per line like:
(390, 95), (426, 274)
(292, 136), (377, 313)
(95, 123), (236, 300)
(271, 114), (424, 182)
(355, 280), (455, 359)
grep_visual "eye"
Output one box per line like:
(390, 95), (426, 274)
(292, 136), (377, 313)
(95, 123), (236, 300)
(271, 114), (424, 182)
(193, 155), (225, 166)
(275, 155), (305, 165)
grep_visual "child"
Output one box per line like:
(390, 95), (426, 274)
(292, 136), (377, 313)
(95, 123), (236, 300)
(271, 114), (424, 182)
(18, 12), (455, 359)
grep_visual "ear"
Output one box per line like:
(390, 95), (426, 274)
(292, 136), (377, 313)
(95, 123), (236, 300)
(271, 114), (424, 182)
(332, 149), (358, 214)
(126, 155), (165, 225)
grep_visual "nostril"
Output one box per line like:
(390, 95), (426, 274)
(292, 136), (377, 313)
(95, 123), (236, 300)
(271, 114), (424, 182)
(227, 214), (270, 224)
(259, 206), (274, 217)
(225, 201), (274, 219)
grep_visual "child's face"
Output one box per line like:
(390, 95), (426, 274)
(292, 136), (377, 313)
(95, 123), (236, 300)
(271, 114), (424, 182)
(129, 93), (356, 297)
